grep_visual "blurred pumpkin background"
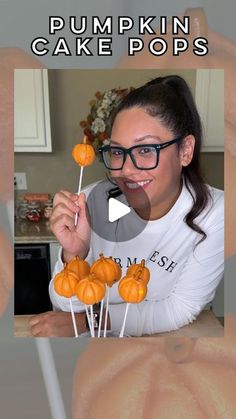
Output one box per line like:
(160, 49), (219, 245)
(0, 2), (236, 419)
(72, 7), (236, 419)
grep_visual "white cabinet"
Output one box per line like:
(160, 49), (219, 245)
(195, 69), (224, 152)
(14, 69), (52, 152)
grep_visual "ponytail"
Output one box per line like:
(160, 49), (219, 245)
(109, 75), (211, 244)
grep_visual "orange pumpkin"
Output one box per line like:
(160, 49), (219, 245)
(72, 135), (95, 166)
(118, 273), (147, 303)
(91, 253), (122, 287)
(75, 273), (106, 305)
(54, 269), (79, 298)
(66, 256), (90, 279)
(126, 259), (150, 285)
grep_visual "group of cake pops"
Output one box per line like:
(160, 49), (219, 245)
(53, 136), (150, 337)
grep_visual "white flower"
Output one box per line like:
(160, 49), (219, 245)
(102, 97), (112, 107)
(91, 117), (106, 134)
(105, 90), (113, 98)
(103, 139), (110, 145)
(97, 106), (105, 118)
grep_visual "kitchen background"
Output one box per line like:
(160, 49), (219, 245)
(14, 69), (224, 318)
(15, 69), (223, 193)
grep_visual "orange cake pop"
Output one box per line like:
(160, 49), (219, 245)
(72, 135), (95, 225)
(118, 262), (150, 337)
(54, 268), (79, 298)
(72, 135), (95, 167)
(75, 272), (106, 337)
(66, 256), (90, 279)
(118, 271), (148, 304)
(91, 253), (122, 287)
(126, 259), (150, 285)
(54, 267), (81, 337)
(91, 254), (122, 337)
(75, 273), (106, 306)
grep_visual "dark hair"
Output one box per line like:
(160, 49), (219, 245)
(107, 75), (211, 244)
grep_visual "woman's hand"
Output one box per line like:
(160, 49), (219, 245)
(50, 190), (91, 261)
(28, 309), (111, 337)
(29, 311), (87, 337)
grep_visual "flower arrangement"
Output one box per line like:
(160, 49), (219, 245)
(80, 87), (134, 154)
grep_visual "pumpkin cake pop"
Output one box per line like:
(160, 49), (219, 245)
(75, 272), (106, 337)
(91, 253), (122, 286)
(118, 272), (148, 304)
(72, 135), (95, 225)
(54, 266), (81, 337)
(54, 268), (79, 298)
(91, 253), (122, 337)
(66, 256), (90, 279)
(126, 259), (150, 285)
(75, 272), (106, 306)
(118, 263), (150, 338)
(72, 135), (95, 167)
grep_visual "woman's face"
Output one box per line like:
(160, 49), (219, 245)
(110, 107), (194, 220)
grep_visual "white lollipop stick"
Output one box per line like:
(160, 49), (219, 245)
(90, 305), (95, 337)
(84, 304), (92, 336)
(119, 303), (130, 338)
(7, 202), (68, 418)
(97, 298), (104, 338)
(75, 165), (84, 226)
(103, 286), (110, 338)
(36, 339), (68, 419)
(69, 298), (79, 338)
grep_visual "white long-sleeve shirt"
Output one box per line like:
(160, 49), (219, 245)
(49, 179), (224, 336)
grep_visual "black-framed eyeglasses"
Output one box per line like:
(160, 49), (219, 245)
(98, 137), (182, 170)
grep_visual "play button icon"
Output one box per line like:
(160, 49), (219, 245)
(108, 198), (131, 222)
(86, 178), (150, 242)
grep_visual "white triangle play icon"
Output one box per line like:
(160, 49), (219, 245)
(108, 198), (131, 222)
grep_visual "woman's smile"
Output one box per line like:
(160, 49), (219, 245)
(124, 179), (153, 192)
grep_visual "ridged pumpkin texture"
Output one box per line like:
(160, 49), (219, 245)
(75, 273), (106, 305)
(54, 269), (79, 298)
(67, 256), (90, 279)
(118, 274), (147, 303)
(72, 136), (95, 166)
(126, 259), (150, 284)
(91, 254), (122, 286)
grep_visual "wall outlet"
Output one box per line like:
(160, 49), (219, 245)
(14, 172), (27, 190)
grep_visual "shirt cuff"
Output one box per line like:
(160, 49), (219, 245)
(58, 246), (94, 265)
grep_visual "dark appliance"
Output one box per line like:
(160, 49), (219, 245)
(15, 243), (52, 315)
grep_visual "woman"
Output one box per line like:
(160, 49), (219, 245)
(30, 75), (224, 337)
